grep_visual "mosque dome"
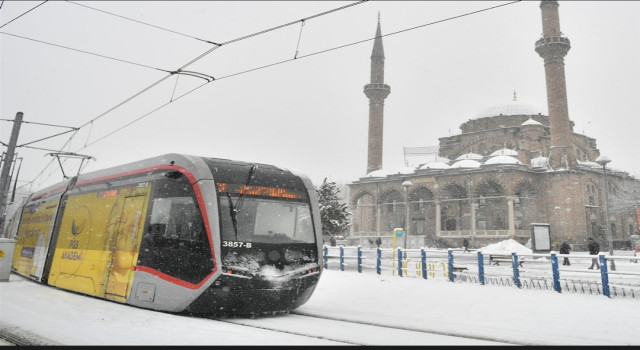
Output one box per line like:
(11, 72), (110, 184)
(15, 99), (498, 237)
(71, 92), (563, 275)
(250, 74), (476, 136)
(456, 152), (483, 161)
(476, 93), (546, 119)
(490, 148), (518, 157)
(450, 159), (481, 168)
(484, 155), (522, 165)
(419, 161), (450, 170)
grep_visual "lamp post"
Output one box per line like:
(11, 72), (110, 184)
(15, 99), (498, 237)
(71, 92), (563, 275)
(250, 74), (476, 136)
(595, 155), (616, 271)
(402, 180), (413, 250)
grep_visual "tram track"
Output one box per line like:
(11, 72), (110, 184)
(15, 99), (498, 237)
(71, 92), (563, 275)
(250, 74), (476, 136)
(217, 311), (517, 345)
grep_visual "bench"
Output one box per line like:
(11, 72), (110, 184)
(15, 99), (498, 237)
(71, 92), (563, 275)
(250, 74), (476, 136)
(452, 266), (468, 272)
(489, 254), (524, 267)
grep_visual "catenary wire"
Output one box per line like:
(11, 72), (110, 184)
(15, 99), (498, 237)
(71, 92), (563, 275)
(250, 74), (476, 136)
(19, 1), (370, 188)
(0, 0), (47, 29)
(17, 0), (519, 190)
(0, 32), (173, 73)
(73, 1), (523, 153)
(64, 0), (220, 45)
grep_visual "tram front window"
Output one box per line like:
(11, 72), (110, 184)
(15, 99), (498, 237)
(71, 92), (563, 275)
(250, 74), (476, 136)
(220, 196), (314, 244)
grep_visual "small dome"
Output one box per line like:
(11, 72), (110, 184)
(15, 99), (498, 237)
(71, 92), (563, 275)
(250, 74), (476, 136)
(456, 152), (483, 161)
(450, 159), (481, 168)
(419, 162), (450, 170)
(490, 148), (518, 157)
(484, 155), (522, 165)
(477, 100), (545, 119)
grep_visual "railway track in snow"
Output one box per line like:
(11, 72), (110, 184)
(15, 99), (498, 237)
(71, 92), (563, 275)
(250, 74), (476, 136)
(217, 311), (517, 345)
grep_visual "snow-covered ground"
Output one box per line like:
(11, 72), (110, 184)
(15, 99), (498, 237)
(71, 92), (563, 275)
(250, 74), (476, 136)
(2, 243), (639, 345)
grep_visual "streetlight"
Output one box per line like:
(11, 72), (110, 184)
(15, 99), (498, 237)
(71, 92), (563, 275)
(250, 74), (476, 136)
(595, 155), (616, 271)
(402, 180), (413, 249)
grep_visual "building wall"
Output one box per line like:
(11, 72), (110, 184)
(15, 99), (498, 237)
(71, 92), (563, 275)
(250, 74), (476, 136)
(348, 166), (640, 250)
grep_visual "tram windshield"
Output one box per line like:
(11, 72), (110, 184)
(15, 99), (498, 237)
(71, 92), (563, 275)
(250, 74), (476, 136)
(219, 195), (315, 244)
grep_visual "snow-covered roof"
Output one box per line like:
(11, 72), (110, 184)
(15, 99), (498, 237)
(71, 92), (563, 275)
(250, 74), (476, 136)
(477, 100), (545, 119)
(490, 148), (518, 157)
(450, 159), (482, 168)
(419, 161), (450, 170)
(521, 117), (543, 126)
(391, 166), (416, 175)
(364, 169), (389, 178)
(483, 155), (522, 165)
(577, 160), (602, 169)
(455, 152), (483, 161)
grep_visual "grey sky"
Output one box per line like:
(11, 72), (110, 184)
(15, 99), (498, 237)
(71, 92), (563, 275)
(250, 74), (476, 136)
(1, 1), (638, 194)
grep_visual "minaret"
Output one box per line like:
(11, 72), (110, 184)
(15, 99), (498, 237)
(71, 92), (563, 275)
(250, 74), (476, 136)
(364, 14), (391, 174)
(535, 0), (576, 169)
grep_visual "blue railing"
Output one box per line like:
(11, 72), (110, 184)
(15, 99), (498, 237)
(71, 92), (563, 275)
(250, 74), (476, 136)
(323, 246), (640, 299)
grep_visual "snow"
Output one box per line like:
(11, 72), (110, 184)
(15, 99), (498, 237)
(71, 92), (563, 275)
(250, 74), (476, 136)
(483, 155), (522, 165)
(489, 148), (519, 157)
(419, 161), (450, 170)
(1, 245), (639, 345)
(450, 159), (482, 168)
(478, 238), (532, 255)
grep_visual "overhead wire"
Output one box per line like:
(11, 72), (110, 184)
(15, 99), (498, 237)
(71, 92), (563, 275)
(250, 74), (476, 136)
(72, 0), (522, 147)
(0, 0), (47, 29)
(83, 80), (211, 148)
(213, 1), (522, 82)
(19, 1), (369, 189)
(0, 32), (173, 73)
(64, 0), (221, 46)
(16, 0), (520, 189)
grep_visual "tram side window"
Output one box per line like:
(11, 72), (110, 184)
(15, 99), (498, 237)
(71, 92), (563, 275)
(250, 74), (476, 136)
(148, 197), (205, 243)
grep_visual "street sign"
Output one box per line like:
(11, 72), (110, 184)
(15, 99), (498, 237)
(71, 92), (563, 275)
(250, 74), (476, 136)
(394, 228), (404, 237)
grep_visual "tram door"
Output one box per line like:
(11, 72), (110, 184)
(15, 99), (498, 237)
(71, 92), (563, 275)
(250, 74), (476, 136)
(105, 194), (148, 301)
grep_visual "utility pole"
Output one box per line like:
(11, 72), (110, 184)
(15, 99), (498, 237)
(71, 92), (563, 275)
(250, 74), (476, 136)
(0, 112), (24, 236)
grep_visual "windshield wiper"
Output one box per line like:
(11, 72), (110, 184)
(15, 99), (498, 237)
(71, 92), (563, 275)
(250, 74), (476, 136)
(227, 192), (239, 237)
(228, 164), (258, 240)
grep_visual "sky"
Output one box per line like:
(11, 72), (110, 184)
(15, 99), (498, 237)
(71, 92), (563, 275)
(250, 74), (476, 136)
(1, 1), (639, 197)
(1, 239), (639, 345)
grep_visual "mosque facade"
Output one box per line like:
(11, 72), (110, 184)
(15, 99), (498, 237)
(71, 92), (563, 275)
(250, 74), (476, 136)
(347, 1), (640, 251)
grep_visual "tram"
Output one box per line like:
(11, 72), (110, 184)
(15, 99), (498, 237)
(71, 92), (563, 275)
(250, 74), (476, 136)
(9, 154), (323, 316)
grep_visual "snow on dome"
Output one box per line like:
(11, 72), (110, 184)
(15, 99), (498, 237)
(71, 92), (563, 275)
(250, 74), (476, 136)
(490, 148), (518, 157)
(365, 169), (389, 178)
(456, 152), (483, 161)
(450, 159), (481, 168)
(521, 117), (543, 126)
(477, 100), (544, 119)
(419, 162), (450, 170)
(479, 238), (533, 255)
(483, 155), (522, 165)
(531, 156), (550, 169)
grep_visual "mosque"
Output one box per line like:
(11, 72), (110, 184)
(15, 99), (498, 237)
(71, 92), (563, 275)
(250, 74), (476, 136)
(347, 1), (640, 251)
